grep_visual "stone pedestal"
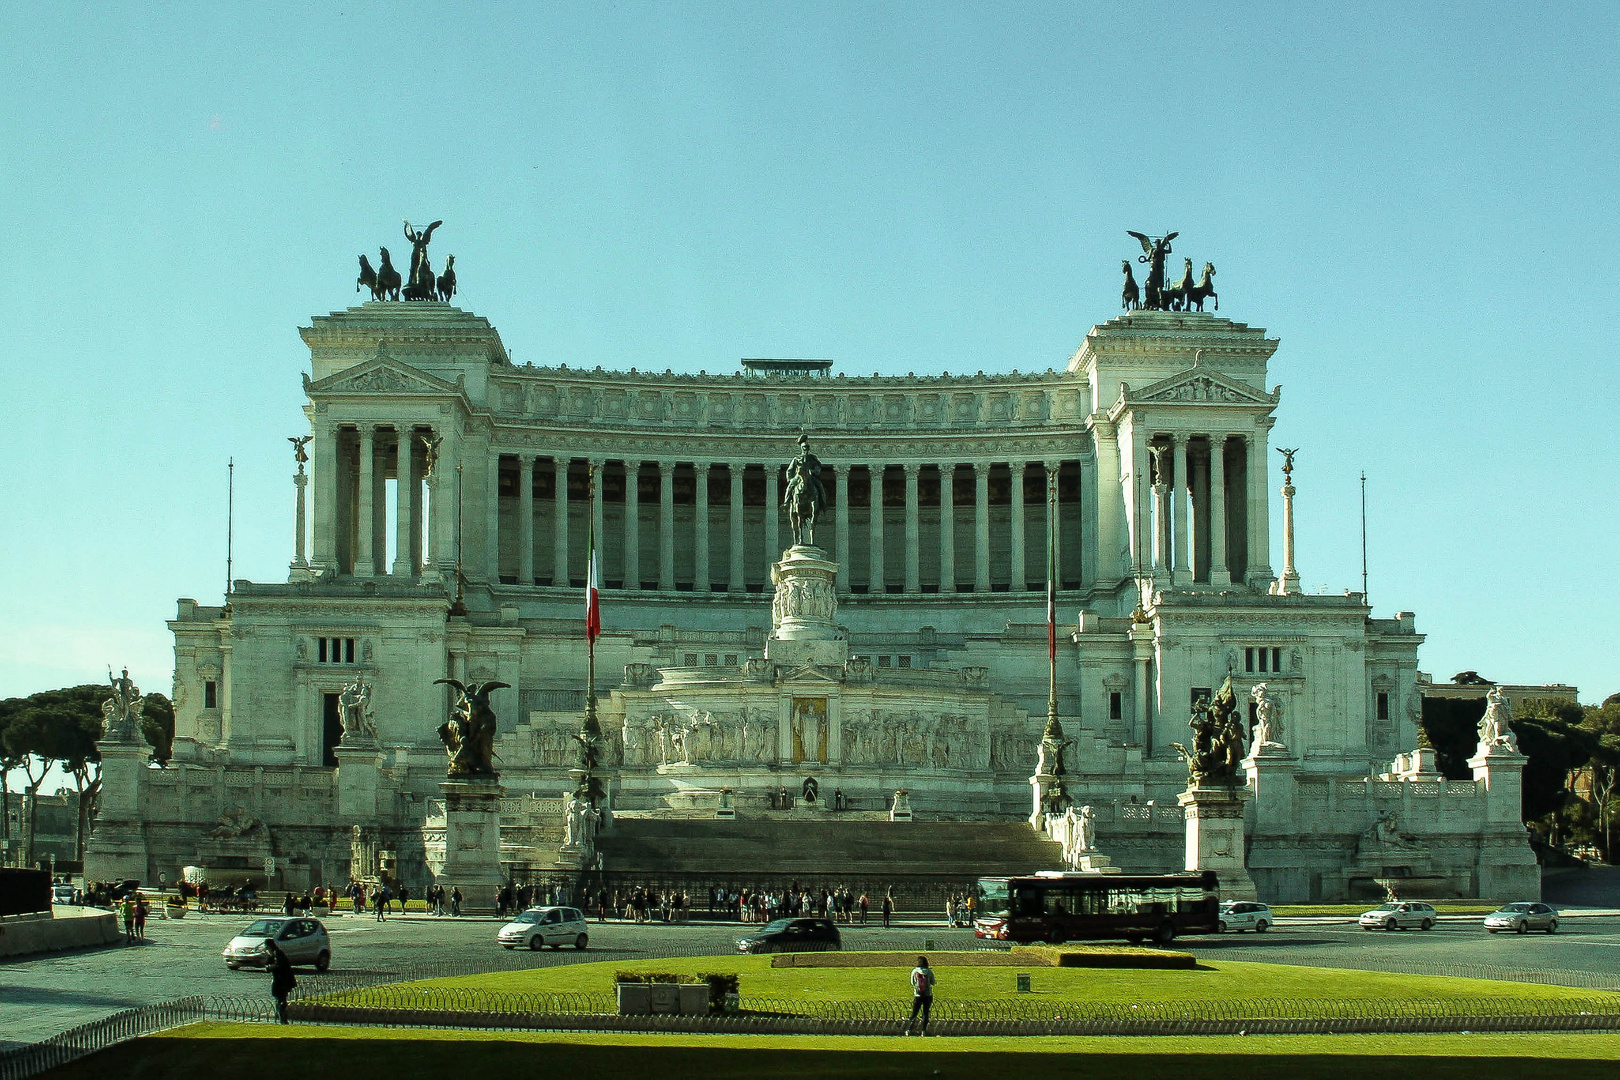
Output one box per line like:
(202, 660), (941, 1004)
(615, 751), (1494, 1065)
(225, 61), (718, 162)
(1076, 854), (1121, 874)
(765, 545), (847, 669)
(437, 778), (506, 914)
(334, 742), (384, 822)
(1468, 741), (1539, 900)
(1242, 743), (1297, 826)
(1028, 772), (1064, 828)
(1177, 784), (1257, 901)
(84, 739), (150, 883)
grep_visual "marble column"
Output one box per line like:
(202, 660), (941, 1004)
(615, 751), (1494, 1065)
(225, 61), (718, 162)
(553, 457), (570, 586)
(834, 464), (850, 592)
(292, 466), (309, 571)
(486, 453), (501, 583)
(430, 431), (458, 577)
(1171, 435), (1190, 586)
(658, 461), (676, 590)
(1079, 455), (1097, 587)
(728, 462), (746, 592)
(1248, 432), (1274, 583)
(1093, 425), (1124, 583)
(518, 456), (535, 586)
(694, 462), (711, 590)
(1151, 453), (1171, 577)
(1277, 452), (1300, 595)
(1009, 462), (1026, 590)
(938, 463), (956, 593)
(1130, 426), (1150, 576)
(624, 460), (641, 589)
(393, 429), (415, 577)
(903, 464), (920, 593)
(764, 465), (780, 565)
(974, 461), (991, 593)
(590, 458), (605, 581)
(1210, 436), (1230, 586)
(355, 426), (375, 575)
(1044, 461), (1061, 586)
(868, 466), (885, 592)
(311, 421), (338, 571)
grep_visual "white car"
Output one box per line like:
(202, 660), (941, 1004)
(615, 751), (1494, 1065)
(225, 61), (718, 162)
(1218, 901), (1273, 933)
(1358, 901), (1437, 931)
(1484, 902), (1559, 934)
(498, 906), (590, 951)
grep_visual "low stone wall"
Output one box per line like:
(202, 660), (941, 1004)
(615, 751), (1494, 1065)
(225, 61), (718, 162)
(0, 907), (122, 958)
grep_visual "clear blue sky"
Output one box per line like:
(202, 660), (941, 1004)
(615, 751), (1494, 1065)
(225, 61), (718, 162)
(2, 1), (1616, 716)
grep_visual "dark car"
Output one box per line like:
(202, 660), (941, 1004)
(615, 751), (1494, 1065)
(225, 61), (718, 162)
(736, 917), (842, 954)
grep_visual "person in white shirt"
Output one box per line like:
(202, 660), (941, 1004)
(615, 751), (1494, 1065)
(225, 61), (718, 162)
(905, 956), (936, 1035)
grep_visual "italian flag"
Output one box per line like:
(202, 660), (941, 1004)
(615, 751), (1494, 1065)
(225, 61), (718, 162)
(585, 474), (601, 645)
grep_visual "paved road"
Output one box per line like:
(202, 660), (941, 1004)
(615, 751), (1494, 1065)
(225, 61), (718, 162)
(8, 909), (1620, 1051)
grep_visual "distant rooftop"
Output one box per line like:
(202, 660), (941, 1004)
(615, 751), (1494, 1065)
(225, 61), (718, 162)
(740, 358), (834, 377)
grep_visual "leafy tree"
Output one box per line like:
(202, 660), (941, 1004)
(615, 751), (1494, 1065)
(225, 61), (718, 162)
(141, 693), (174, 767)
(1, 685), (110, 864)
(1511, 697), (1597, 846)
(0, 697), (26, 865)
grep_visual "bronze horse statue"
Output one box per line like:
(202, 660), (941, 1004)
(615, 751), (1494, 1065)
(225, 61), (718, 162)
(1121, 261), (1140, 310)
(374, 248), (402, 301)
(357, 254), (377, 296)
(1164, 257), (1196, 311)
(436, 254), (457, 302)
(1186, 262), (1217, 311)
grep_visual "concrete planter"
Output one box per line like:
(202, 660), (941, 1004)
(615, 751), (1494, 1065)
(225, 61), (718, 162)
(163, 904), (188, 920)
(678, 984), (710, 1015)
(617, 983), (652, 1015)
(618, 982), (710, 1016)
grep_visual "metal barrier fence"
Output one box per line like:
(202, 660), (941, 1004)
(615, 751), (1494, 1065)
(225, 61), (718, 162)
(0, 998), (209, 1080)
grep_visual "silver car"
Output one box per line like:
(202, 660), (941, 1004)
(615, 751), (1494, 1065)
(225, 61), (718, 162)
(1358, 901), (1437, 931)
(497, 906), (590, 951)
(1485, 902), (1559, 934)
(222, 917), (331, 970)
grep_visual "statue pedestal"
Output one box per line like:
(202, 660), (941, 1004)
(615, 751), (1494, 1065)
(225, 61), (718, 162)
(889, 790), (913, 822)
(334, 741), (383, 822)
(437, 778), (506, 914)
(1076, 854), (1121, 874)
(1028, 772), (1064, 828)
(1177, 784), (1257, 901)
(85, 739), (149, 883)
(765, 545), (847, 669)
(1242, 744), (1297, 827)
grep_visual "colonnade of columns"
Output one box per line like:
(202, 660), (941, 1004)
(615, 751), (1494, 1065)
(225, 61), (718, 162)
(314, 421), (455, 579)
(486, 457), (1088, 596)
(1135, 431), (1266, 585)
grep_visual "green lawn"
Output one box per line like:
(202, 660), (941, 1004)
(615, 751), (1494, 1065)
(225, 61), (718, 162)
(384, 952), (1612, 1010)
(38, 1024), (1620, 1080)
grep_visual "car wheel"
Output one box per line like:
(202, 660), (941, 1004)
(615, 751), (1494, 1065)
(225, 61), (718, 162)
(1255, 920), (1269, 933)
(1217, 920), (1228, 933)
(529, 935), (544, 951)
(1516, 921), (1528, 935)
(226, 963), (239, 970)
(1421, 919), (1432, 931)
(1488, 928), (1498, 934)
(315, 951), (330, 972)
(503, 944), (515, 950)
(575, 934), (588, 950)
(1153, 922), (1176, 945)
(1045, 929), (1065, 945)
(1384, 918), (1397, 931)
(1546, 919), (1558, 934)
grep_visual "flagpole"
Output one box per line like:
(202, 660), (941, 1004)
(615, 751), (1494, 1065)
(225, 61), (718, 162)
(585, 463), (598, 741)
(1044, 467), (1060, 742)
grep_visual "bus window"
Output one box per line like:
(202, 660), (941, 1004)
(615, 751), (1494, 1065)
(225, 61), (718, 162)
(1014, 887), (1043, 916)
(976, 879), (1010, 917)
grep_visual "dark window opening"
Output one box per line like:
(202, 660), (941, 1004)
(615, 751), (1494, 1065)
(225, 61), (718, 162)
(1377, 691), (1390, 721)
(204, 680), (217, 710)
(1109, 692), (1123, 721)
(318, 638), (327, 663)
(1271, 647), (1283, 673)
(321, 693), (343, 767)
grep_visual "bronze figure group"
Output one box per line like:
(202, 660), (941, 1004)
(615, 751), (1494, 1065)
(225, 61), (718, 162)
(1122, 231), (1217, 312)
(435, 678), (507, 778)
(1171, 675), (1248, 785)
(356, 220), (456, 303)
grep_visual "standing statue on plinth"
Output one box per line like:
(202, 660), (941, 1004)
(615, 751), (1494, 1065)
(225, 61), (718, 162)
(434, 679), (507, 778)
(102, 667), (143, 741)
(338, 677), (375, 742)
(288, 436), (310, 467)
(1249, 682), (1285, 749)
(782, 434), (827, 547)
(1477, 685), (1518, 751)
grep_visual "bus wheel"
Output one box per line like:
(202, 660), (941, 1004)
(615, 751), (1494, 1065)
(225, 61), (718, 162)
(1153, 922), (1176, 945)
(1126, 935), (1143, 945)
(1045, 929), (1065, 945)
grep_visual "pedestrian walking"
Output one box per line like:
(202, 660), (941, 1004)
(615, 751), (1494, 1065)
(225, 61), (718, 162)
(881, 891), (893, 929)
(133, 896), (148, 939)
(264, 939), (297, 1024)
(398, 885), (410, 914)
(859, 893), (869, 925)
(121, 894), (137, 943)
(450, 886), (463, 917)
(904, 956), (935, 1035)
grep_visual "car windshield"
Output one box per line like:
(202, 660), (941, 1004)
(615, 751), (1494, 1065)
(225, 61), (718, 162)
(511, 912), (540, 924)
(1500, 903), (1531, 912)
(759, 919), (792, 933)
(1370, 904), (1397, 912)
(241, 920), (286, 937)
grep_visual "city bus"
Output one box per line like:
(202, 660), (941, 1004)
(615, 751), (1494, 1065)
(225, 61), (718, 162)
(974, 870), (1221, 945)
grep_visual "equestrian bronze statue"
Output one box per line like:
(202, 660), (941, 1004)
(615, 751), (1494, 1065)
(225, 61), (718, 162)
(782, 434), (827, 548)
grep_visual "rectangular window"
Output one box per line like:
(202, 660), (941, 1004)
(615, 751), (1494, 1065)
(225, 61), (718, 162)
(1272, 648), (1283, 673)
(877, 655), (891, 668)
(345, 638), (355, 664)
(1244, 648), (1255, 673)
(1109, 692), (1123, 721)
(724, 654), (738, 667)
(684, 653), (698, 667)
(1258, 649), (1268, 673)
(897, 655), (911, 669)
(1377, 692), (1390, 721)
(204, 680), (217, 709)
(705, 654), (718, 667)
(318, 638), (328, 663)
